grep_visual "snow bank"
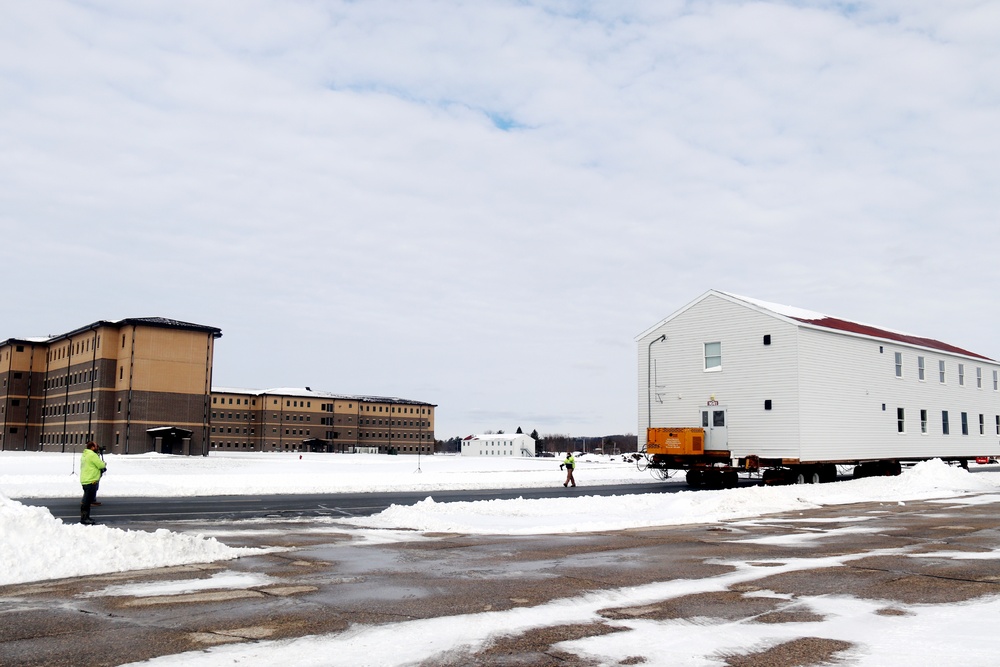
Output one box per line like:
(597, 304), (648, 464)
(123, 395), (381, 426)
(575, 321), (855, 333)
(0, 492), (269, 586)
(344, 460), (1000, 534)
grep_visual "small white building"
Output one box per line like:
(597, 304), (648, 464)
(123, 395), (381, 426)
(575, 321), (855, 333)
(462, 433), (536, 457)
(637, 290), (1000, 464)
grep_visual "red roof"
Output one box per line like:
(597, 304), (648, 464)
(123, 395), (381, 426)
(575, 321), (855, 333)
(791, 316), (992, 361)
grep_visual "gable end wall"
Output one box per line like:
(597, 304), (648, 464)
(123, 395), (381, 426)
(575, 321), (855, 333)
(638, 294), (802, 456)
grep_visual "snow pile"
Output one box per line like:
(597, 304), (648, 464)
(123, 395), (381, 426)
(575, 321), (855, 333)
(896, 459), (998, 492)
(0, 451), (650, 498)
(345, 460), (1000, 534)
(0, 492), (268, 586)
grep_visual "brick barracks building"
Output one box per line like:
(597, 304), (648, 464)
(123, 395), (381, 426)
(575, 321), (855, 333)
(1, 318), (435, 456)
(210, 387), (435, 455)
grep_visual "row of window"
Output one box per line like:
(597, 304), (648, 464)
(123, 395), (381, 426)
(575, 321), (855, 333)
(46, 335), (102, 362)
(208, 441), (433, 451)
(213, 395), (432, 416)
(209, 411), (429, 429)
(213, 426), (252, 435)
(216, 396), (430, 414)
(40, 432), (94, 444)
(214, 396), (256, 406)
(43, 401), (96, 416)
(45, 370), (98, 390)
(895, 407), (1000, 436)
(894, 352), (999, 389)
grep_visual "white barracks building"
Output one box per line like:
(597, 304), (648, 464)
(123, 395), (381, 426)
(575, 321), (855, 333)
(461, 433), (536, 457)
(637, 291), (1000, 465)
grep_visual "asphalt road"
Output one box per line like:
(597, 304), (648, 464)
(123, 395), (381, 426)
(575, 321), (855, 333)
(21, 481), (685, 523)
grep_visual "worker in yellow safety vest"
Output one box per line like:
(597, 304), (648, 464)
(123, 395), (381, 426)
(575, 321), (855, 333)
(80, 441), (107, 525)
(560, 451), (576, 488)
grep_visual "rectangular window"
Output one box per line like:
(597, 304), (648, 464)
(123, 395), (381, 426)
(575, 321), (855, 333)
(917, 357), (925, 381)
(942, 411), (950, 435)
(995, 370), (999, 391)
(958, 364), (965, 386)
(894, 352), (902, 377)
(996, 415), (999, 436)
(704, 342), (722, 371)
(977, 367), (983, 388)
(896, 408), (905, 433)
(961, 412), (968, 435)
(939, 360), (946, 384)
(920, 409), (928, 434)
(979, 414), (985, 435)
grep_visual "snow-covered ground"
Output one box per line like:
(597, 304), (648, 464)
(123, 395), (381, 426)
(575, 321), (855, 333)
(0, 450), (652, 498)
(3, 451), (1000, 666)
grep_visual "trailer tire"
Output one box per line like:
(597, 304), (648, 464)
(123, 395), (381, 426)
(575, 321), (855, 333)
(704, 470), (724, 489)
(810, 471), (821, 484)
(820, 464), (838, 483)
(686, 469), (703, 488)
(725, 470), (739, 488)
(795, 472), (807, 485)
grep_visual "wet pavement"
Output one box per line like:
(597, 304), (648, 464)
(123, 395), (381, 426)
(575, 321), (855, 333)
(2, 494), (999, 666)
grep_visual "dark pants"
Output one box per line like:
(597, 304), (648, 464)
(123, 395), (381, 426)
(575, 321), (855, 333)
(81, 483), (99, 518)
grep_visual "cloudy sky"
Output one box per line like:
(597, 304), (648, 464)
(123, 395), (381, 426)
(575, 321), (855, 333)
(3, 1), (998, 439)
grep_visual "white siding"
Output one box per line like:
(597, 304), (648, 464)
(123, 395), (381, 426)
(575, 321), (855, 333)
(638, 294), (801, 457)
(461, 434), (535, 457)
(639, 291), (1000, 463)
(798, 328), (1000, 461)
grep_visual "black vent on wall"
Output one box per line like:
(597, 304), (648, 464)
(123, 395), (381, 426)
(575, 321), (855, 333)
(763, 335), (771, 346)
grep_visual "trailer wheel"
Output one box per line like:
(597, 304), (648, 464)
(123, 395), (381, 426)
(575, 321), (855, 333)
(686, 469), (703, 488)
(810, 471), (821, 484)
(724, 470), (739, 488)
(703, 470), (725, 489)
(795, 472), (807, 485)
(762, 469), (784, 485)
(819, 464), (838, 483)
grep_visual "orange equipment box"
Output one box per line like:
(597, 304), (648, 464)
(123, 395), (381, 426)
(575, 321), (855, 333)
(646, 427), (705, 456)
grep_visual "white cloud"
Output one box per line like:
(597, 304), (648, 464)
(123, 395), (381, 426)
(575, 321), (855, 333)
(3, 1), (998, 436)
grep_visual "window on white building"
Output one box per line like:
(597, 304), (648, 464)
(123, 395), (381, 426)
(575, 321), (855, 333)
(897, 408), (905, 433)
(958, 364), (965, 386)
(939, 361), (946, 384)
(894, 352), (902, 377)
(920, 409), (928, 434)
(917, 356), (925, 381)
(704, 342), (722, 371)
(977, 367), (983, 388)
(942, 411), (950, 435)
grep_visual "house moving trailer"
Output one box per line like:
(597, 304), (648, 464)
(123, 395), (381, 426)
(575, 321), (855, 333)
(637, 291), (1000, 487)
